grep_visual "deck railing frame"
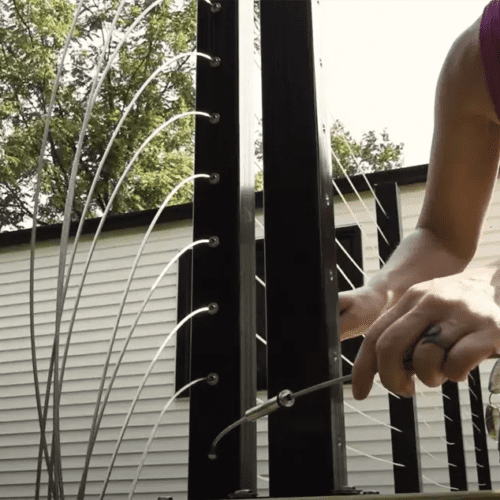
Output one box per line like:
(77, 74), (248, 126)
(188, 1), (257, 499)
(186, 1), (497, 498)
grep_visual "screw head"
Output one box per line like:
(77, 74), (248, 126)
(211, 2), (221, 13)
(208, 302), (219, 315)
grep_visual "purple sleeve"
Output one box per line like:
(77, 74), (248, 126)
(480, 0), (500, 122)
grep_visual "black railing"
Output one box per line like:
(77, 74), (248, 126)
(186, 1), (497, 498)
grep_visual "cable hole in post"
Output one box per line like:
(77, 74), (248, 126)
(211, 2), (221, 13)
(208, 236), (219, 248)
(209, 173), (220, 184)
(210, 56), (221, 68)
(209, 113), (220, 124)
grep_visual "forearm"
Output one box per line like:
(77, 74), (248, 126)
(366, 226), (472, 300)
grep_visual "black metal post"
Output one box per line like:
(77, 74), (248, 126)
(442, 381), (468, 491)
(374, 182), (423, 493)
(188, 1), (257, 499)
(468, 368), (492, 490)
(261, 1), (352, 497)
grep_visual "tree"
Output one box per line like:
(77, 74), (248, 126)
(0, 0), (404, 232)
(0, 0), (197, 231)
(330, 119), (404, 178)
(253, 118), (405, 189)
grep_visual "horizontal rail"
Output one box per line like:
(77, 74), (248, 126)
(219, 493), (500, 500)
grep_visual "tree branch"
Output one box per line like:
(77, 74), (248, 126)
(12, 0), (34, 46)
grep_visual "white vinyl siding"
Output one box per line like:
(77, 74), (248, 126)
(1, 221), (194, 500)
(335, 181), (500, 494)
(1, 182), (500, 498)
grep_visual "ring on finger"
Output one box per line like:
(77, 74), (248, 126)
(420, 324), (455, 363)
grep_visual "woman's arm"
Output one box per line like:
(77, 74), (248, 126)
(418, 15), (500, 258)
(349, 15), (500, 398)
(340, 15), (500, 339)
(369, 15), (500, 293)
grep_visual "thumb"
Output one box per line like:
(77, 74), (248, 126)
(338, 289), (356, 314)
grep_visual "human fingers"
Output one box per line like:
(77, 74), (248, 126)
(443, 328), (500, 382)
(338, 290), (355, 314)
(351, 296), (419, 400)
(338, 287), (393, 340)
(374, 312), (445, 398)
(412, 321), (471, 388)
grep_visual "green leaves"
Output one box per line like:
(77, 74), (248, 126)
(0, 0), (197, 231)
(0, 0), (404, 232)
(331, 119), (405, 178)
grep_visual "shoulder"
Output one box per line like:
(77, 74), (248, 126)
(444, 14), (500, 126)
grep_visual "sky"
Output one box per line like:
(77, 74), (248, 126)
(318, 0), (488, 168)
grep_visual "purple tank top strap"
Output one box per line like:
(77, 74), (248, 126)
(480, 0), (500, 122)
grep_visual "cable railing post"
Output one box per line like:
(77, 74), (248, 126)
(188, 1), (257, 498)
(260, 0), (355, 496)
(442, 380), (468, 491)
(374, 181), (423, 493)
(468, 368), (492, 490)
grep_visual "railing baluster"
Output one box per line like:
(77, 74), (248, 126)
(375, 182), (423, 493)
(468, 368), (492, 490)
(442, 380), (468, 491)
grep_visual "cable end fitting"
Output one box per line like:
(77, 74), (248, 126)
(208, 236), (220, 248)
(244, 390), (295, 422)
(209, 113), (220, 124)
(210, 56), (221, 68)
(278, 389), (295, 408)
(209, 173), (220, 184)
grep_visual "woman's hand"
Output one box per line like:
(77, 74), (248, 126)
(338, 284), (399, 340)
(351, 268), (500, 400)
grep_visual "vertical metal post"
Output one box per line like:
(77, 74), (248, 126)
(374, 182), (423, 493)
(442, 381), (468, 491)
(468, 368), (492, 490)
(261, 1), (351, 496)
(188, 1), (257, 499)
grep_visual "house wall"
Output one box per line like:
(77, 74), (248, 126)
(0, 221), (195, 500)
(336, 181), (500, 494)
(1, 181), (500, 498)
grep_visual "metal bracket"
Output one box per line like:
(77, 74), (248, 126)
(227, 489), (258, 499)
